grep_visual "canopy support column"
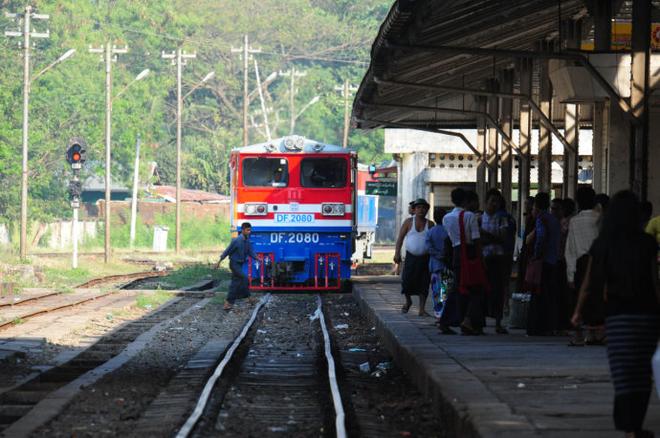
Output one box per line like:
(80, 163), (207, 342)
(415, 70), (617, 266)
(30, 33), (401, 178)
(487, 78), (500, 191)
(499, 69), (514, 207)
(518, 58), (533, 224)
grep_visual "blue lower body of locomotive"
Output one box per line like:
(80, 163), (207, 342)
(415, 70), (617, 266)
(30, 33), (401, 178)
(243, 227), (353, 290)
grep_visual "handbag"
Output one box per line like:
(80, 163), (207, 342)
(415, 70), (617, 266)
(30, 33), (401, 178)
(458, 210), (490, 295)
(524, 259), (543, 294)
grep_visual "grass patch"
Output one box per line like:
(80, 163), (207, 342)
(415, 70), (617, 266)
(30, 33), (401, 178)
(13, 317), (24, 325)
(0, 255), (142, 291)
(135, 290), (174, 310)
(82, 212), (231, 251)
(160, 264), (229, 290)
(110, 308), (131, 318)
(43, 267), (90, 286)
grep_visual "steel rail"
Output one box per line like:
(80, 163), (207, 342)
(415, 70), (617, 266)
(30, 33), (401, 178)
(75, 270), (168, 289)
(0, 291), (62, 308)
(315, 294), (347, 438)
(175, 293), (272, 438)
(0, 291), (116, 331)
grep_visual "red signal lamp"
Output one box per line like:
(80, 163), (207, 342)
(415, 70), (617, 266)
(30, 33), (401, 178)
(66, 138), (86, 168)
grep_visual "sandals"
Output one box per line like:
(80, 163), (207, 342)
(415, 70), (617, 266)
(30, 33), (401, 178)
(439, 325), (457, 335)
(460, 321), (476, 335)
(401, 302), (411, 313)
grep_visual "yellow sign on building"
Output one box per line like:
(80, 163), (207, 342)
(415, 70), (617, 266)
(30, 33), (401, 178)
(581, 21), (660, 50)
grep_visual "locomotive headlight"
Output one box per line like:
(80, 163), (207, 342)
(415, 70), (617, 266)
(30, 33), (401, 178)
(245, 203), (268, 216)
(321, 203), (345, 216)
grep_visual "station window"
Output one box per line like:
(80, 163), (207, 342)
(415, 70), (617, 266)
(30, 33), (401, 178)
(301, 158), (347, 188)
(242, 157), (289, 187)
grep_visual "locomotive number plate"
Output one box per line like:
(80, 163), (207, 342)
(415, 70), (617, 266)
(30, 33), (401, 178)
(274, 213), (315, 224)
(270, 232), (320, 244)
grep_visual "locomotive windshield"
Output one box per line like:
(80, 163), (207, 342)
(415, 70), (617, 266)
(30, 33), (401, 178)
(242, 157), (289, 187)
(300, 158), (347, 188)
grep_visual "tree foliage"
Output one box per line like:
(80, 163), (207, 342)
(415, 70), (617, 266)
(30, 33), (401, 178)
(0, 0), (390, 223)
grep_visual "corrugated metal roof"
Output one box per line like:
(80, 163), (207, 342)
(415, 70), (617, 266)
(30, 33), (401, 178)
(149, 185), (229, 203)
(353, 0), (659, 130)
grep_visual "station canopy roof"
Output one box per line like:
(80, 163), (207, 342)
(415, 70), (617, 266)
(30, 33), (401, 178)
(353, 0), (659, 131)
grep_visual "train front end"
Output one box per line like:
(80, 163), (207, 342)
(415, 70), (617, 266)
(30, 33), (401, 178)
(230, 136), (356, 291)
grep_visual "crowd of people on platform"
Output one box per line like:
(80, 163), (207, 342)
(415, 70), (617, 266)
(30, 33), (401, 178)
(394, 187), (660, 437)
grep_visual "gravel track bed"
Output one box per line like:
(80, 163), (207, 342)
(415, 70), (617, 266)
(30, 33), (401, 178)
(323, 293), (443, 438)
(192, 294), (331, 437)
(31, 296), (252, 437)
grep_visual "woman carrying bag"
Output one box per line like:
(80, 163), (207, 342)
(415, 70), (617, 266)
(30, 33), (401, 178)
(572, 191), (660, 438)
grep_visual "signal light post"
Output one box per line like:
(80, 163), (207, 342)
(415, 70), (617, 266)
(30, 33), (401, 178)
(66, 138), (86, 269)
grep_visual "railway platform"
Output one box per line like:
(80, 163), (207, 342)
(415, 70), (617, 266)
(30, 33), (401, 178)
(352, 277), (660, 438)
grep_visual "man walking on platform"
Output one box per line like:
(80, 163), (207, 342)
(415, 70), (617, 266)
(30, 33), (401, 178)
(526, 193), (561, 336)
(565, 187), (600, 345)
(217, 222), (258, 310)
(439, 188), (484, 335)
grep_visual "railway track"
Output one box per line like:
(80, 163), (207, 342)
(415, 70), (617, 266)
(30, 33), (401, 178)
(75, 270), (168, 289)
(0, 296), (205, 435)
(0, 291), (116, 332)
(128, 294), (347, 437)
(0, 271), (172, 332)
(182, 294), (345, 437)
(0, 292), (62, 309)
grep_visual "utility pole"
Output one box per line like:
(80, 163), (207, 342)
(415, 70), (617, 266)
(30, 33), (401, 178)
(279, 67), (307, 134)
(5, 6), (49, 260)
(231, 35), (261, 146)
(253, 59), (272, 141)
(89, 42), (128, 263)
(129, 134), (141, 248)
(162, 48), (196, 255)
(334, 80), (357, 148)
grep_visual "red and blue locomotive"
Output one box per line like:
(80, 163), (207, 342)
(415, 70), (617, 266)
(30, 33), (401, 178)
(229, 136), (357, 291)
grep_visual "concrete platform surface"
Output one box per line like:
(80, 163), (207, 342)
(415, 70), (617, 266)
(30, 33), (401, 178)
(352, 277), (660, 438)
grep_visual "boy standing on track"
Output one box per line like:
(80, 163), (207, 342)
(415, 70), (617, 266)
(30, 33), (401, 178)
(217, 222), (258, 310)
